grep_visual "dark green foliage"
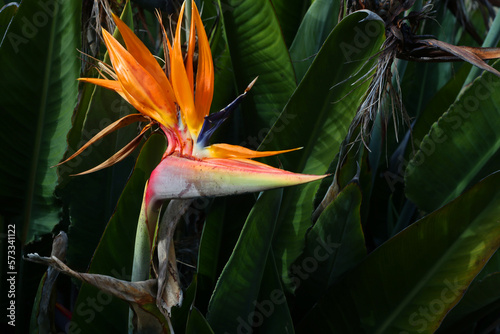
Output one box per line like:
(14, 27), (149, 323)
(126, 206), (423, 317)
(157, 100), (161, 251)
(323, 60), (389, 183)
(3, 0), (500, 333)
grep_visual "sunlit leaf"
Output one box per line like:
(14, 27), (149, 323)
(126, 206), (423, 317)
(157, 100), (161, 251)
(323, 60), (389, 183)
(406, 60), (500, 212)
(219, 0), (296, 137)
(299, 172), (500, 333)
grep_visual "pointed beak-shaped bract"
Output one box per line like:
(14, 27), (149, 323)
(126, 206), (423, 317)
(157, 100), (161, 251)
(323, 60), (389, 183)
(146, 155), (326, 208)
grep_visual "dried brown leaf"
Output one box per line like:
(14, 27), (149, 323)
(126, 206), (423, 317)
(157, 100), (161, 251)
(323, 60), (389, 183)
(156, 199), (194, 315)
(27, 234), (171, 333)
(55, 113), (150, 168)
(26, 254), (157, 305)
(400, 39), (500, 78)
(71, 123), (152, 176)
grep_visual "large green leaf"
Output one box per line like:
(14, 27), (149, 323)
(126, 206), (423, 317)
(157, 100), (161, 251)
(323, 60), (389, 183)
(206, 189), (282, 333)
(70, 133), (166, 333)
(195, 194), (254, 314)
(0, 2), (80, 329)
(270, 0), (309, 47)
(186, 307), (215, 334)
(195, 198), (224, 312)
(299, 171), (500, 333)
(256, 250), (294, 334)
(438, 272), (500, 332)
(294, 183), (366, 312)
(0, 0), (81, 244)
(405, 60), (500, 212)
(219, 0), (296, 138)
(406, 63), (471, 159)
(259, 11), (385, 287)
(289, 0), (339, 83)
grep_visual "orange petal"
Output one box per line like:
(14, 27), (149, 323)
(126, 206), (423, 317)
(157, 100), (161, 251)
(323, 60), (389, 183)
(111, 13), (177, 104)
(102, 29), (176, 127)
(192, 1), (214, 127)
(146, 155), (326, 201)
(78, 78), (122, 93)
(205, 143), (301, 159)
(78, 78), (164, 122)
(78, 77), (133, 104)
(171, 2), (197, 138)
(186, 2), (196, 95)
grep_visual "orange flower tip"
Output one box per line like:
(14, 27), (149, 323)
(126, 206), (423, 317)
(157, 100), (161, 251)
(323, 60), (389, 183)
(101, 28), (112, 40)
(145, 155), (327, 204)
(245, 77), (259, 93)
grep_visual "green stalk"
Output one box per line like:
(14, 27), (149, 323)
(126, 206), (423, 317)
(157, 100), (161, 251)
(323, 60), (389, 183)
(131, 184), (156, 282)
(129, 182), (161, 333)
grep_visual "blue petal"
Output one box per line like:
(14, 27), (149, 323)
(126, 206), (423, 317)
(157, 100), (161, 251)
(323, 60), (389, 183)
(197, 78), (257, 147)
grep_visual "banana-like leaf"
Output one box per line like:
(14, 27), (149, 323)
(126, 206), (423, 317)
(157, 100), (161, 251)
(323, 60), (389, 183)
(219, 0), (296, 137)
(289, 0), (339, 83)
(259, 10), (385, 288)
(270, 0), (308, 47)
(194, 194), (253, 314)
(256, 250), (294, 334)
(206, 189), (282, 333)
(405, 62), (470, 159)
(295, 183), (366, 312)
(0, 0), (81, 244)
(298, 171), (500, 333)
(70, 134), (166, 333)
(186, 307), (215, 334)
(439, 272), (500, 332)
(405, 59), (500, 212)
(0, 3), (80, 329)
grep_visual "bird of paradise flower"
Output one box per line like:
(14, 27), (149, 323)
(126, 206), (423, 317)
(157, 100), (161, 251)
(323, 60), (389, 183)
(60, 1), (325, 205)
(57, 0), (326, 316)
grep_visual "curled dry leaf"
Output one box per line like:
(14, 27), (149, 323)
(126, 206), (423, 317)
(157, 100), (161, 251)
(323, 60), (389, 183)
(156, 199), (193, 315)
(26, 254), (158, 305)
(399, 39), (500, 78)
(27, 234), (172, 332)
